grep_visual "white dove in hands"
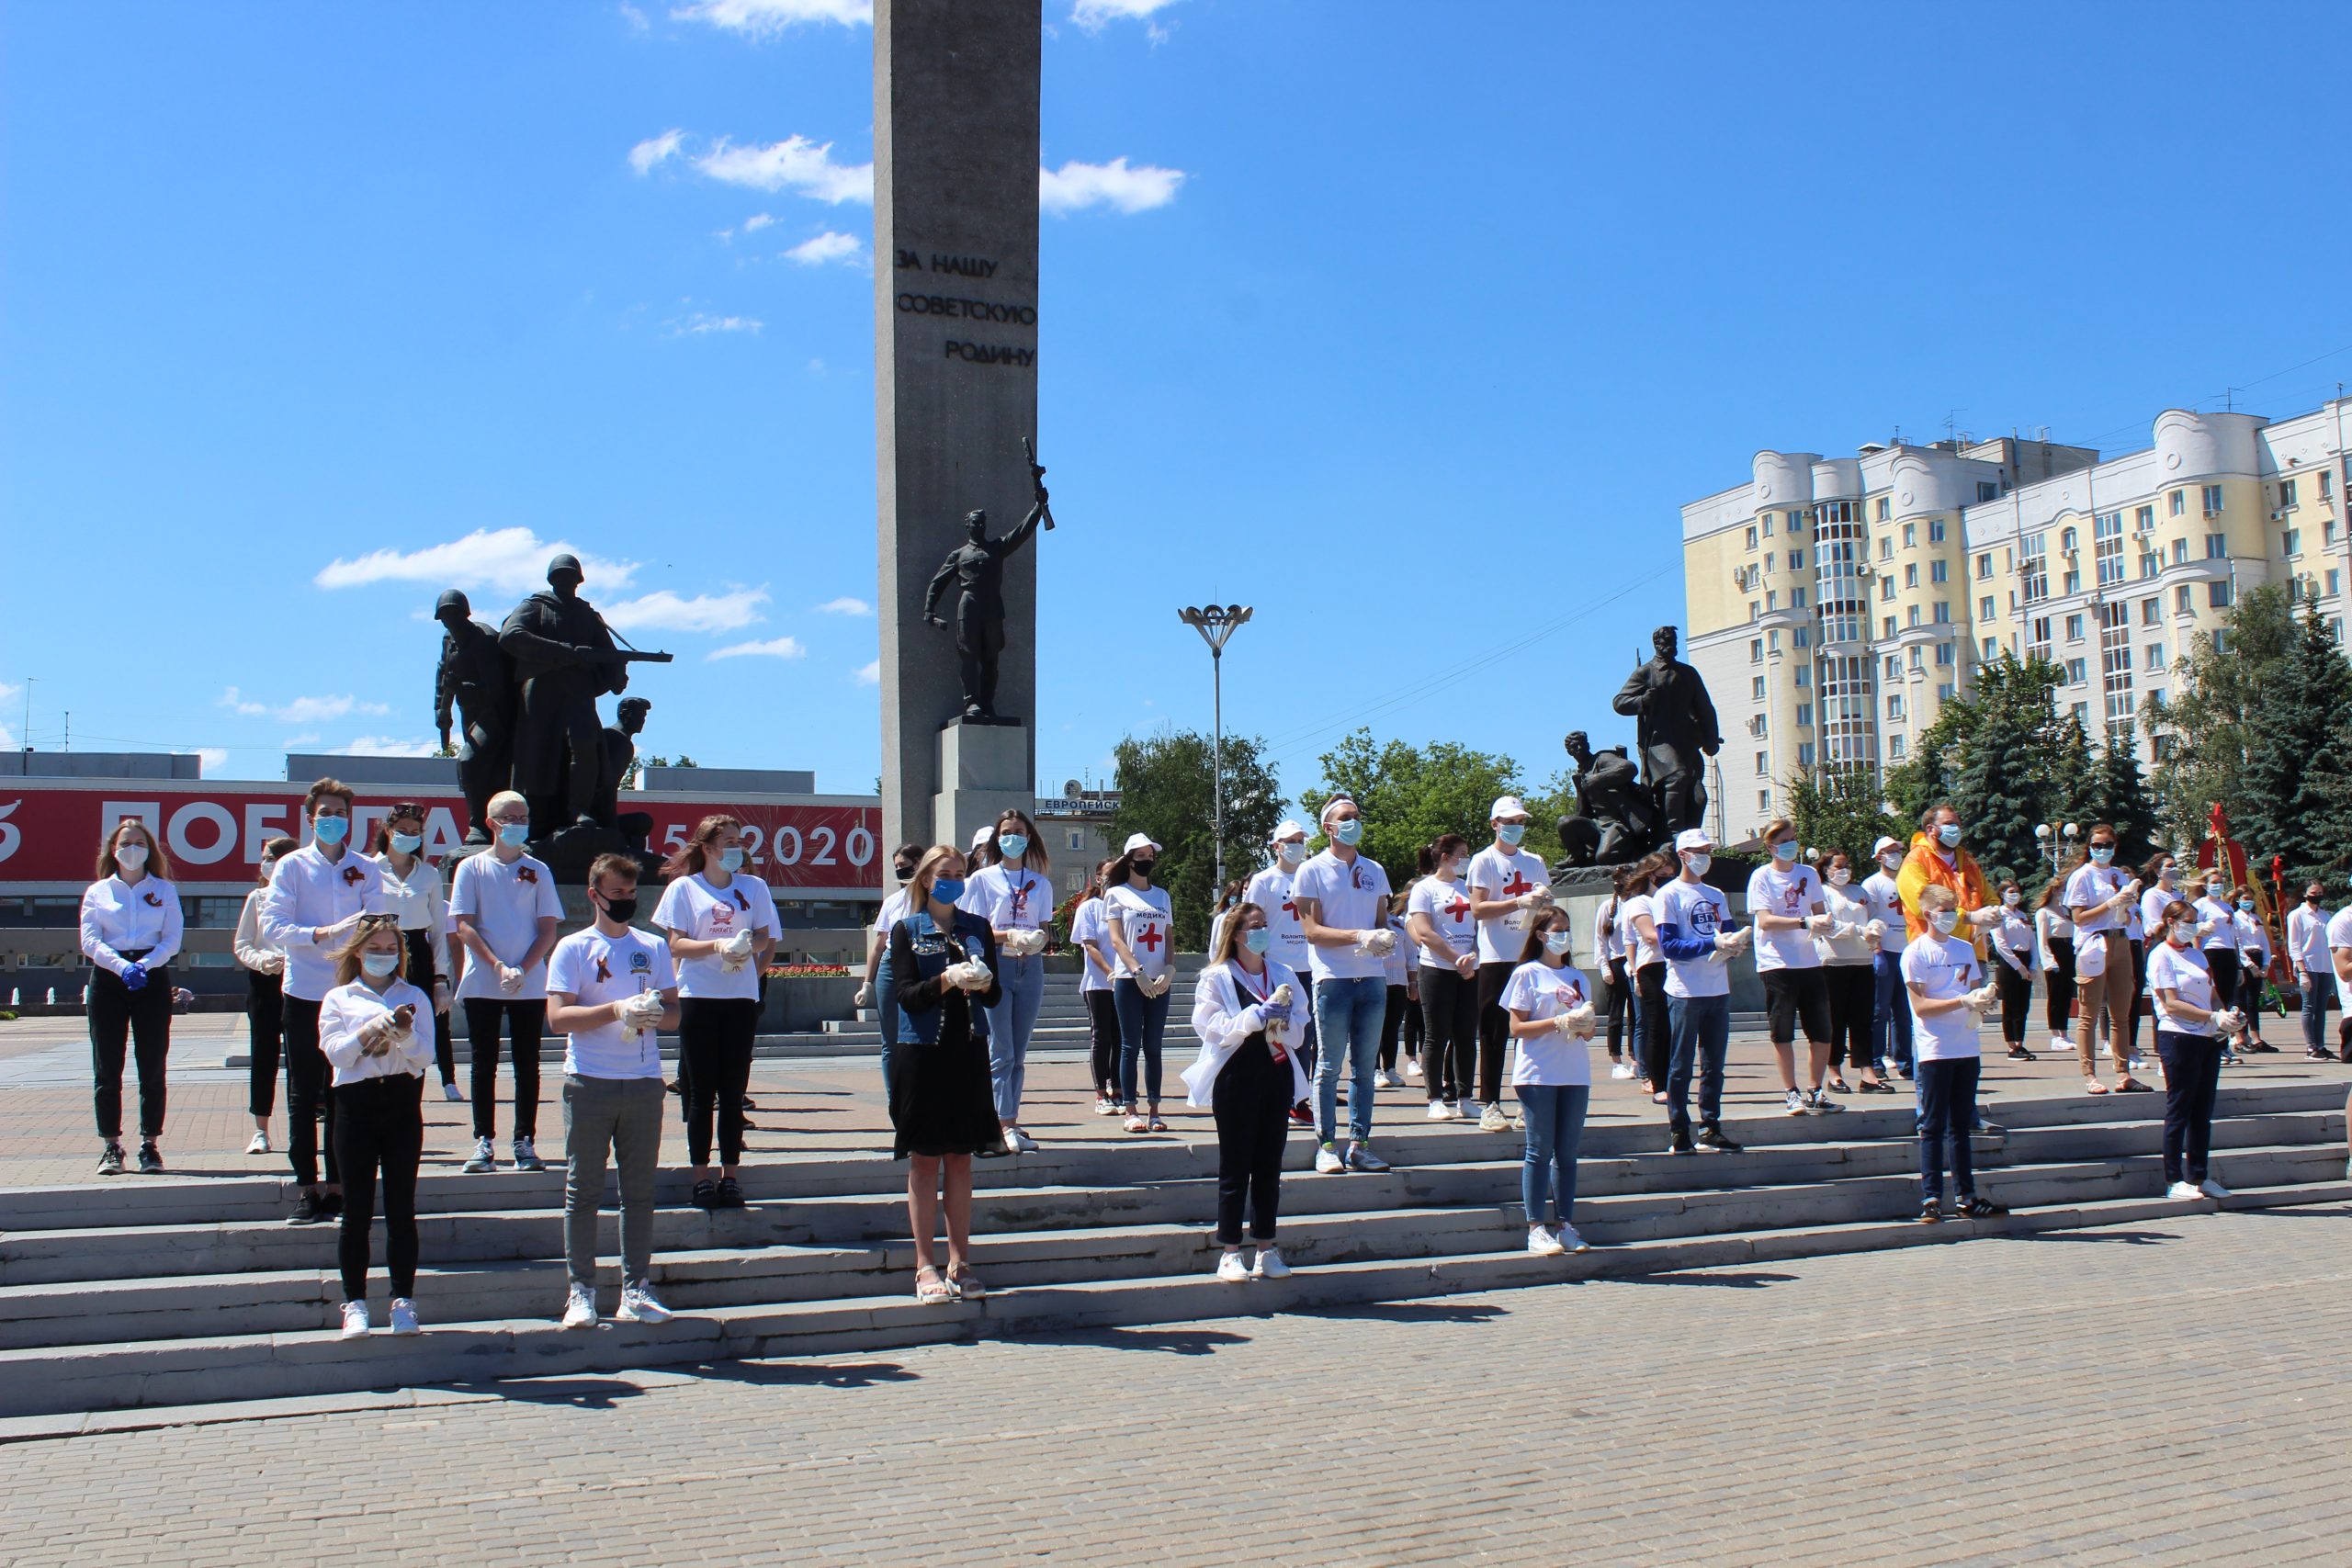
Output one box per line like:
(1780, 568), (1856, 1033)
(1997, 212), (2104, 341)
(1864, 919), (1887, 944)
(1269, 983), (1295, 1010)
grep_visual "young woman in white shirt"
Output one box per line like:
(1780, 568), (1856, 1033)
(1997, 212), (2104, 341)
(1988, 878), (2038, 1061)
(1376, 891), (1419, 1089)
(2189, 872), (2245, 1049)
(1816, 851), (1891, 1093)
(2034, 883), (2075, 1055)
(2230, 887), (2275, 1052)
(1502, 906), (1598, 1256)
(653, 815), (781, 1209)
(1104, 834), (1176, 1134)
(1622, 852), (1674, 1099)
(319, 915), (435, 1338)
(963, 809), (1053, 1154)
(1183, 902), (1310, 1282)
(371, 803), (460, 1103)
(2062, 824), (2148, 1095)
(1069, 859), (1125, 1114)
(1408, 834), (1480, 1120)
(1903, 886), (2007, 1223)
(1595, 865), (1633, 1079)
(234, 835), (296, 1155)
(2146, 897), (2240, 1201)
(79, 817), (184, 1176)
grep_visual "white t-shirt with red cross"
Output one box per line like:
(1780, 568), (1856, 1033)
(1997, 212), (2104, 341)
(1408, 874), (1478, 969)
(1467, 844), (1549, 965)
(1104, 883), (1174, 982)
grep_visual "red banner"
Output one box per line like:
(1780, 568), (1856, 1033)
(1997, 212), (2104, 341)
(0, 780), (881, 893)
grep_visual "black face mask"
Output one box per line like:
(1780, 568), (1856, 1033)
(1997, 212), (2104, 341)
(894, 865), (916, 885)
(1132, 860), (1157, 881)
(598, 895), (639, 924)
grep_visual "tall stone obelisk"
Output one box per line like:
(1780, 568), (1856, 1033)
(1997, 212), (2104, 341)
(875, 0), (1042, 859)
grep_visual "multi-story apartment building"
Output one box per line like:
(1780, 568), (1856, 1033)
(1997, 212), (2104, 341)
(1681, 398), (2352, 844)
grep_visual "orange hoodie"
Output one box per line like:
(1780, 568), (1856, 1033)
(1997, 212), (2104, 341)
(1894, 830), (1993, 945)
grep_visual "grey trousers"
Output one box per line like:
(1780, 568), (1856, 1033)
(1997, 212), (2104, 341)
(562, 1074), (664, 1292)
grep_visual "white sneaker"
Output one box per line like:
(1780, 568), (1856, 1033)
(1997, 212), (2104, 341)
(616, 1281), (673, 1323)
(1216, 1249), (1250, 1283)
(245, 1131), (270, 1155)
(1555, 1224), (1590, 1253)
(2199, 1179), (2232, 1199)
(1251, 1246), (1291, 1280)
(2165, 1180), (2203, 1201)
(441, 1080), (465, 1102)
(463, 1135), (496, 1174)
(1427, 1100), (1453, 1121)
(512, 1136), (545, 1172)
(1445, 1100), (1468, 1122)
(1478, 1103), (1508, 1133)
(1404, 1058), (1423, 1083)
(1785, 1089), (1810, 1116)
(560, 1284), (598, 1330)
(2050, 1033), (2070, 1054)
(340, 1300), (371, 1339)
(1092, 1097), (1121, 1116)
(1528, 1224), (1566, 1257)
(1610, 1060), (1636, 1080)
(1314, 1144), (1345, 1175)
(389, 1297), (421, 1335)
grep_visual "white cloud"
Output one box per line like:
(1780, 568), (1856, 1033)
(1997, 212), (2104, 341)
(1040, 157), (1185, 215)
(628, 128), (686, 175)
(710, 636), (808, 660)
(695, 135), (873, 204)
(671, 311), (764, 336)
(854, 660), (881, 685)
(339, 735), (445, 759)
(672, 0), (870, 34)
(784, 230), (865, 266)
(192, 748), (229, 776)
(315, 527), (639, 596)
(281, 733), (322, 750)
(741, 212), (775, 232)
(619, 2), (650, 30)
(219, 688), (391, 725)
(815, 596), (872, 616)
(1072, 0), (1181, 29)
(0, 681), (18, 704)
(605, 587), (771, 634)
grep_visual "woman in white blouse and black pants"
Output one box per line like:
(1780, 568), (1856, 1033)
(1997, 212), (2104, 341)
(1184, 902), (1311, 1282)
(80, 818), (184, 1176)
(321, 915), (435, 1337)
(372, 804), (460, 1101)
(234, 835), (296, 1154)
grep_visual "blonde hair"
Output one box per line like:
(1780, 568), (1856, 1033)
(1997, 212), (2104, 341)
(487, 790), (527, 818)
(333, 914), (408, 987)
(1917, 885), (1958, 912)
(1214, 900), (1266, 964)
(910, 844), (967, 905)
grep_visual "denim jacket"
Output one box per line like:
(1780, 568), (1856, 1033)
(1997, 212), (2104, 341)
(889, 908), (1002, 1047)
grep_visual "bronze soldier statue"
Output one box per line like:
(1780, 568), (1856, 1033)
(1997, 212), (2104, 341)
(1611, 626), (1722, 838)
(498, 555), (667, 835)
(434, 589), (515, 845)
(922, 492), (1048, 724)
(593, 695), (653, 846)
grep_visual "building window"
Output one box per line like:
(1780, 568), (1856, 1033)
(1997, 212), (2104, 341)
(1793, 626), (1811, 648)
(2019, 533), (2049, 604)
(1765, 552), (1775, 573)
(2063, 569), (2081, 595)
(1905, 563), (1918, 589)
(1769, 629), (1781, 651)
(1978, 481), (1999, 502)
(2134, 504), (2154, 532)
(1880, 577), (1894, 602)
(2202, 484), (2223, 515)
(2065, 658), (2087, 684)
(2171, 537), (2189, 566)
(1796, 703), (1813, 727)
(2147, 643), (2165, 671)
(1979, 596), (1996, 621)
(1929, 518), (1947, 543)
(2065, 613), (2085, 641)
(1751, 674), (1766, 699)
(1793, 665), (1809, 688)
(2321, 470), (2335, 500)
(2141, 596), (2160, 626)
(2205, 534), (2227, 559)
(1766, 590), (1778, 611)
(1876, 498), (1890, 521)
(1790, 548), (1805, 570)
(2209, 581), (2233, 608)
(1764, 514), (1776, 536)
(2329, 569), (2342, 597)
(1746, 525), (1758, 549)
(2139, 549), (2160, 579)
(1887, 694), (1905, 720)
(1750, 601), (1760, 622)
(1067, 829), (1084, 851)
(2291, 575), (2307, 604)
(1977, 553), (1993, 580)
(1755, 750), (1769, 776)
(2029, 616), (2052, 660)
(2061, 525), (2077, 552)
(1932, 600), (1951, 624)
(1792, 587), (1807, 608)
(1883, 615), (1896, 638)
(1935, 641), (1954, 666)
(1750, 638), (1764, 663)
(1937, 682), (1956, 701)
(2072, 701), (2089, 723)
(1883, 654), (1900, 679)
(1788, 511), (1805, 535)
(2213, 629), (2231, 655)
(1908, 645), (1924, 672)
(1879, 536), (1894, 560)
(1758, 789), (1771, 812)
(1902, 522), (1917, 548)
(2279, 478), (2298, 508)
(2095, 511), (2124, 586)
(1981, 636), (1997, 660)
(2177, 585), (2194, 614)
(1797, 741), (1815, 766)
(1907, 604), (1921, 627)
(2169, 489), (2185, 516)
(1931, 559), (1949, 583)
(1889, 734), (1907, 759)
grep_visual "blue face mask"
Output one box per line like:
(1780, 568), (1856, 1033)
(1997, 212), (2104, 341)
(312, 815), (349, 845)
(361, 952), (399, 978)
(2236, 898), (2254, 912)
(1497, 822), (1526, 847)
(997, 833), (1029, 862)
(1331, 818), (1363, 847)
(498, 822), (530, 848)
(1936, 823), (1962, 848)
(1771, 840), (1799, 863)
(389, 831), (423, 855)
(718, 847), (745, 873)
(1243, 927), (1272, 955)
(930, 878), (967, 905)
(2090, 845), (2115, 864)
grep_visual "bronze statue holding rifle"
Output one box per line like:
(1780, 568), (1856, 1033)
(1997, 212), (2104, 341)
(494, 554), (673, 835)
(923, 437), (1055, 724)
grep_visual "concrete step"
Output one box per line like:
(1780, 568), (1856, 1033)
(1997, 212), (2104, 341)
(5, 1173), (2344, 1419)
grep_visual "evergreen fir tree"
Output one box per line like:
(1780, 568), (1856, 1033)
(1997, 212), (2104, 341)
(2236, 604), (2352, 880)
(1951, 671), (2045, 884)
(2088, 728), (2159, 868)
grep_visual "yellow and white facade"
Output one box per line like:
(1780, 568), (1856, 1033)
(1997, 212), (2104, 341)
(1681, 399), (2352, 843)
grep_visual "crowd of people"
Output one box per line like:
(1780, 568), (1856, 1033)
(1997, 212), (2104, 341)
(74, 779), (2352, 1331)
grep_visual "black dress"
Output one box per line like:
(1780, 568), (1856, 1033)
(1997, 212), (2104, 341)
(888, 911), (1004, 1159)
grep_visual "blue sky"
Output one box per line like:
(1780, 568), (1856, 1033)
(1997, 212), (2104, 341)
(6, 0), (2349, 807)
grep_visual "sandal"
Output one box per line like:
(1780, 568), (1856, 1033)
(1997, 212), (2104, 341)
(1824, 1078), (1851, 1095)
(2083, 1079), (2109, 1095)
(946, 1265), (987, 1301)
(1124, 1113), (1149, 1134)
(1148, 1114), (1169, 1134)
(2007, 1045), (2034, 1060)
(914, 1267), (951, 1304)
(2115, 1077), (2154, 1094)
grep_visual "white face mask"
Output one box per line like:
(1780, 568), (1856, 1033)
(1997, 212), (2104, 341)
(1442, 858), (1464, 880)
(116, 843), (148, 872)
(1684, 852), (1711, 876)
(1878, 854), (1902, 874)
(1827, 867), (1851, 886)
(2171, 921), (2198, 946)
(1930, 909), (1959, 935)
(2003, 889), (2021, 907)
(1277, 840), (1306, 867)
(1543, 930), (1573, 955)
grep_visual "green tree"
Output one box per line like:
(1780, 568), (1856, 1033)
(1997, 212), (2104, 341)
(2235, 603), (2352, 880)
(1782, 763), (1900, 867)
(1108, 728), (1283, 951)
(1883, 696), (1973, 823)
(1948, 660), (2057, 884)
(1298, 729), (1529, 889)
(2141, 584), (2297, 846)
(2084, 728), (2159, 869)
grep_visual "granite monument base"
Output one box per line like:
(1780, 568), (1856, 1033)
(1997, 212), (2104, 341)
(931, 717), (1031, 854)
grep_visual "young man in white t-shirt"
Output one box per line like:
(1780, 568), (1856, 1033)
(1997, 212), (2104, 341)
(1901, 885), (2006, 1223)
(1746, 818), (1843, 1116)
(1859, 835), (1913, 1079)
(2285, 880), (2335, 1060)
(448, 789), (566, 1171)
(1244, 820), (1318, 1113)
(1294, 797), (1396, 1173)
(1466, 795), (1551, 1132)
(547, 853), (680, 1330)
(1653, 828), (1748, 1156)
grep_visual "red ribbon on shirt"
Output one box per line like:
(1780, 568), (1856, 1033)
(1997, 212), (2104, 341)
(518, 866), (537, 885)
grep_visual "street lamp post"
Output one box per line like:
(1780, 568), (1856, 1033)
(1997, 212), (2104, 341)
(2034, 820), (2080, 878)
(1178, 604), (1253, 895)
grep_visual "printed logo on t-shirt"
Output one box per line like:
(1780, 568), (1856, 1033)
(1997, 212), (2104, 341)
(710, 904), (736, 932)
(1546, 977), (1584, 1010)
(1501, 868), (1533, 897)
(628, 947), (651, 976)
(1687, 897), (1721, 936)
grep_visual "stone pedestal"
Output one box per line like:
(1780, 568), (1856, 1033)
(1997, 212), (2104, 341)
(932, 719), (1031, 852)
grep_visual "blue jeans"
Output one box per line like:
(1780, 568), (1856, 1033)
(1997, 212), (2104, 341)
(1517, 1083), (1589, 1227)
(1666, 993), (1728, 1138)
(984, 953), (1045, 1123)
(1871, 951), (1915, 1074)
(1313, 976), (1387, 1145)
(1915, 1055), (1980, 1201)
(1114, 977), (1170, 1108)
(876, 949), (900, 1100)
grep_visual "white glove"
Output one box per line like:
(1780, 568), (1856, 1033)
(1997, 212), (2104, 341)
(718, 931), (756, 971)
(2211, 1008), (2245, 1037)
(265, 953), (288, 976)
(1967, 908), (2001, 930)
(1830, 920), (1859, 940)
(854, 980), (874, 1009)
(2122, 879), (2143, 901)
(1144, 972), (1172, 999)
(1963, 982), (2000, 1014)
(2195, 919), (2218, 941)
(1003, 929), (1048, 958)
(619, 990), (666, 1027)
(941, 959), (989, 991)
(357, 1016), (397, 1057)
(1714, 928), (1749, 958)
(1516, 886), (1553, 911)
(1553, 1003), (1597, 1041)
(1356, 928), (1397, 958)
(1864, 919), (1887, 944)
(1804, 912), (1836, 934)
(497, 964), (525, 994)
(431, 978), (451, 1013)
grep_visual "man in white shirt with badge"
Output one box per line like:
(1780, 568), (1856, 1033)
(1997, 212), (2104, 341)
(1747, 818), (1843, 1116)
(1860, 834), (1913, 1080)
(449, 789), (566, 1172)
(547, 853), (680, 1331)
(261, 778), (387, 1224)
(2286, 879), (2336, 1061)
(1654, 828), (1748, 1156)
(1294, 797), (1395, 1174)
(1467, 795), (1551, 1132)
(1245, 820), (1318, 1119)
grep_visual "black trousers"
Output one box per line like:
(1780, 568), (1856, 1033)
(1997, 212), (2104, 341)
(1995, 962), (2033, 1046)
(2155, 1029), (2222, 1185)
(1476, 960), (1516, 1104)
(2204, 949), (2241, 1027)
(1635, 961), (1671, 1087)
(2044, 938), (2075, 1034)
(245, 968), (284, 1118)
(466, 998), (546, 1141)
(2124, 940), (2147, 1055)
(1602, 957), (1631, 1055)
(1212, 1037), (1289, 1247)
(1825, 964), (1873, 1068)
(1378, 984), (1410, 1070)
(332, 1074), (424, 1301)
(89, 963), (171, 1142)
(681, 996), (758, 1167)
(283, 995), (339, 1188)
(1086, 987), (1122, 1097)
(1419, 964), (1477, 1103)
(401, 929), (455, 1087)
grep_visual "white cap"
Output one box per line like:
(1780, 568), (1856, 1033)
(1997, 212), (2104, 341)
(969, 826), (994, 852)
(1489, 795), (1531, 822)
(1121, 832), (1160, 856)
(1270, 819), (1307, 842)
(1674, 828), (1713, 852)
(1871, 835), (1902, 858)
(1317, 796), (1358, 827)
